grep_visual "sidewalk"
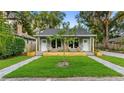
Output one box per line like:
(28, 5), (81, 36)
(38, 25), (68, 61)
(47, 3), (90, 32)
(0, 56), (40, 79)
(89, 56), (124, 75)
(1, 77), (124, 81)
(102, 51), (124, 58)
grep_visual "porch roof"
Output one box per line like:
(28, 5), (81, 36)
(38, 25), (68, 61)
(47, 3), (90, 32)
(34, 28), (96, 37)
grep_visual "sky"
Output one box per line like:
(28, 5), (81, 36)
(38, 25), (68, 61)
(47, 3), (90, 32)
(63, 11), (116, 28)
(63, 11), (79, 28)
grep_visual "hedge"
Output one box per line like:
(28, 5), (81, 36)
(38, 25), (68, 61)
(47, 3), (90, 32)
(0, 36), (25, 59)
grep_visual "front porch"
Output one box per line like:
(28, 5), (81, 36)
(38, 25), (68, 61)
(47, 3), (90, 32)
(35, 37), (95, 53)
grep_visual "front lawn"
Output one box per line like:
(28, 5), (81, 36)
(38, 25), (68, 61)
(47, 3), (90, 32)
(5, 56), (121, 78)
(99, 55), (124, 67)
(0, 56), (31, 70)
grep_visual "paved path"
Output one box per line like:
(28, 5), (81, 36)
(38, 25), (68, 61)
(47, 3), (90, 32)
(102, 51), (124, 58)
(89, 56), (124, 75)
(0, 56), (40, 79)
(1, 77), (124, 81)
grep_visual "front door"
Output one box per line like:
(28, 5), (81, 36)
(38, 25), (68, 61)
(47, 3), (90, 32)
(41, 39), (47, 51)
(82, 39), (89, 51)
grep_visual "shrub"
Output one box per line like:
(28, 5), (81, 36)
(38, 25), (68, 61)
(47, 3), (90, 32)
(0, 18), (25, 59)
(0, 36), (25, 59)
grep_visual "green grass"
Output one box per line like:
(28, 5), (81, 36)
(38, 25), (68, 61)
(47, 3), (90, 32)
(5, 56), (121, 78)
(0, 56), (31, 70)
(99, 55), (124, 67)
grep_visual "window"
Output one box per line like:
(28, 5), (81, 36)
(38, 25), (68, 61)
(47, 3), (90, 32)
(42, 40), (46, 43)
(84, 40), (87, 43)
(74, 41), (79, 48)
(51, 40), (56, 48)
(69, 41), (73, 48)
(57, 39), (61, 48)
(69, 39), (79, 48)
(51, 39), (61, 48)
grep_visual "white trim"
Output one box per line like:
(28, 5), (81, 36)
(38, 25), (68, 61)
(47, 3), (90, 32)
(36, 38), (38, 53)
(38, 37), (41, 51)
(90, 37), (92, 51)
(34, 34), (97, 37)
(41, 39), (47, 51)
(82, 39), (90, 51)
(92, 37), (94, 52)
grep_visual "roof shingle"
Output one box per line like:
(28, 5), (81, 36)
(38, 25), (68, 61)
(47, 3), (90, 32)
(37, 28), (96, 36)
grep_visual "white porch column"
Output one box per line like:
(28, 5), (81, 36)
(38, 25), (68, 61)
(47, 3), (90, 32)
(90, 37), (92, 51)
(38, 37), (41, 51)
(35, 38), (38, 53)
(49, 40), (51, 50)
(55, 39), (57, 49)
(92, 37), (94, 53)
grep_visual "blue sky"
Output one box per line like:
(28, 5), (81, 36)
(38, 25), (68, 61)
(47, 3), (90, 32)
(63, 11), (79, 28)
(63, 11), (117, 28)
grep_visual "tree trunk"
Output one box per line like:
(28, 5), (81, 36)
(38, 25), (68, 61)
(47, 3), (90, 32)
(103, 20), (109, 49)
(63, 39), (66, 62)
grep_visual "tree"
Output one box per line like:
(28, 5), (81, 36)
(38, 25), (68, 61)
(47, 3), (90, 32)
(15, 11), (34, 35)
(33, 11), (66, 30)
(48, 22), (77, 62)
(0, 12), (15, 58)
(76, 11), (124, 48)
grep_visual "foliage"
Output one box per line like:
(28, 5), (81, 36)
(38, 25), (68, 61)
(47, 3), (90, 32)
(48, 22), (77, 48)
(33, 11), (66, 30)
(0, 12), (25, 59)
(0, 36), (25, 59)
(76, 11), (124, 48)
(12, 11), (65, 35)
(15, 11), (33, 35)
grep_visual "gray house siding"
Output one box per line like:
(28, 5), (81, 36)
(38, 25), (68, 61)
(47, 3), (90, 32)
(38, 37), (94, 52)
(34, 28), (96, 52)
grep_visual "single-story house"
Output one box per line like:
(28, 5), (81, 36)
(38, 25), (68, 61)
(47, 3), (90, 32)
(34, 28), (96, 53)
(108, 36), (124, 50)
(4, 11), (36, 53)
(15, 24), (36, 53)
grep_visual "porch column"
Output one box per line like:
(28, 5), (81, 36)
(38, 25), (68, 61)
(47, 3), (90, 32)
(56, 39), (57, 49)
(35, 38), (38, 53)
(49, 40), (51, 50)
(90, 37), (92, 51)
(92, 37), (94, 53)
(38, 37), (41, 51)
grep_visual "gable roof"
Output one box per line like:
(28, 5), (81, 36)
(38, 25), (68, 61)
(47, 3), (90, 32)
(34, 28), (96, 37)
(109, 36), (124, 43)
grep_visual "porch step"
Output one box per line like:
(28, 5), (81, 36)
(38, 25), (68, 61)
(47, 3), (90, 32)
(85, 52), (94, 56)
(36, 51), (43, 56)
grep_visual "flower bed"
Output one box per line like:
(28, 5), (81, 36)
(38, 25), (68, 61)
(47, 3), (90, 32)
(43, 52), (87, 56)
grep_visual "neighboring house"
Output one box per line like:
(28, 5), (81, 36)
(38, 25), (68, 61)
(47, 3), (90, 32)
(109, 36), (124, 50)
(3, 11), (36, 53)
(34, 28), (96, 53)
(15, 24), (36, 52)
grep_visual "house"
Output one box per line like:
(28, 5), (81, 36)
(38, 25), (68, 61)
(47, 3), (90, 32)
(109, 36), (124, 50)
(34, 28), (96, 53)
(15, 24), (36, 53)
(3, 11), (36, 53)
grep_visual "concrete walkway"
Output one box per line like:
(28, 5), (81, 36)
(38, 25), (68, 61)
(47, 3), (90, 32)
(102, 51), (124, 58)
(1, 77), (124, 81)
(89, 56), (124, 75)
(0, 56), (40, 79)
